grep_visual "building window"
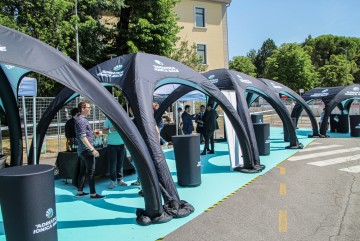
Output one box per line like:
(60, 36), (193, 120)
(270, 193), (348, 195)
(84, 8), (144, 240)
(195, 7), (205, 27)
(197, 44), (207, 64)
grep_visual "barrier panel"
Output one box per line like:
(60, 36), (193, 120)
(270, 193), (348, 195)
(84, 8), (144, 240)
(253, 123), (270, 156)
(350, 115), (360, 137)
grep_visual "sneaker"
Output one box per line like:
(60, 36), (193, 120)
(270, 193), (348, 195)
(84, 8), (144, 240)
(76, 192), (89, 197)
(200, 151), (207, 156)
(118, 179), (128, 186)
(208, 150), (215, 154)
(90, 194), (105, 199)
(138, 190), (144, 197)
(131, 180), (141, 186)
(108, 181), (116, 189)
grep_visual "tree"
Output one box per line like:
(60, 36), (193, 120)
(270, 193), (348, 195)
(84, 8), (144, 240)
(265, 43), (318, 91)
(0, 0), (125, 96)
(254, 38), (277, 77)
(116, 0), (181, 57)
(170, 40), (208, 72)
(229, 56), (257, 77)
(246, 49), (257, 63)
(318, 54), (356, 86)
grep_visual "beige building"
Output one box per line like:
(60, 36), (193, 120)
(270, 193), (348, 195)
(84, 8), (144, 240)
(173, 0), (232, 70)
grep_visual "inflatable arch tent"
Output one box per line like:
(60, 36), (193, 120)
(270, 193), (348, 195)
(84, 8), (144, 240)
(155, 69), (308, 153)
(30, 53), (260, 219)
(0, 64), (29, 166)
(257, 78), (319, 139)
(0, 25), (172, 225)
(291, 84), (360, 136)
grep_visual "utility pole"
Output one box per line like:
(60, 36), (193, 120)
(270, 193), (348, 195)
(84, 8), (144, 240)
(75, 0), (80, 63)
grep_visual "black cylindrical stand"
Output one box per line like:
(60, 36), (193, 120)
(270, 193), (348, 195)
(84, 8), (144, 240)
(251, 114), (263, 123)
(350, 115), (360, 137)
(172, 134), (201, 187)
(0, 165), (57, 241)
(253, 123), (270, 155)
(330, 114), (349, 133)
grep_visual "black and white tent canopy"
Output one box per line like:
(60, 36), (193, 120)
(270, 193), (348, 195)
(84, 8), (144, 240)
(155, 69), (316, 155)
(257, 78), (319, 139)
(31, 53), (261, 221)
(291, 84), (360, 135)
(0, 25), (169, 224)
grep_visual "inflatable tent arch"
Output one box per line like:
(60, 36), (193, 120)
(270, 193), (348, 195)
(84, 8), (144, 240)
(292, 85), (360, 136)
(0, 25), (169, 224)
(257, 78), (319, 139)
(155, 69), (305, 152)
(32, 53), (260, 219)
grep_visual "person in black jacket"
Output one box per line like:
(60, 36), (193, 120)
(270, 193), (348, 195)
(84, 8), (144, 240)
(65, 107), (79, 151)
(201, 104), (218, 155)
(195, 105), (206, 143)
(181, 105), (196, 135)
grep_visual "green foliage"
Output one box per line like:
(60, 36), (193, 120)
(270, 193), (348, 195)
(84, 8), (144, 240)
(254, 38), (277, 77)
(229, 56), (257, 77)
(265, 43), (318, 91)
(116, 0), (181, 56)
(170, 40), (207, 72)
(318, 54), (356, 86)
(0, 0), (125, 95)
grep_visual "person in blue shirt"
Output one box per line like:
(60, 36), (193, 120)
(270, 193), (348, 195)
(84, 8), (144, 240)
(181, 105), (196, 135)
(103, 117), (128, 189)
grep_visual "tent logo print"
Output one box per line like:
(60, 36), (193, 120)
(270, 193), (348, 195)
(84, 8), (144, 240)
(153, 60), (179, 73)
(113, 65), (123, 72)
(0, 44), (7, 52)
(270, 82), (282, 89)
(322, 89), (328, 93)
(5, 65), (14, 70)
(46, 208), (54, 219)
(237, 75), (252, 84)
(208, 75), (218, 84)
(154, 60), (164, 66)
(353, 87), (359, 91)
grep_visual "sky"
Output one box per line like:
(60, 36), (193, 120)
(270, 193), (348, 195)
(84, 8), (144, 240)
(227, 0), (360, 59)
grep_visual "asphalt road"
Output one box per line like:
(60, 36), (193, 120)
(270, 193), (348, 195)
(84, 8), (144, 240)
(163, 137), (360, 241)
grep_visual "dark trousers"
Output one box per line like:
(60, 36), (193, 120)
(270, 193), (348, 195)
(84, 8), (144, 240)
(203, 130), (215, 152)
(78, 150), (96, 194)
(108, 144), (126, 181)
(197, 127), (204, 142)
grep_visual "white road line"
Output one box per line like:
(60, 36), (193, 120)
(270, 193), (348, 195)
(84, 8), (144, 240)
(308, 154), (360, 166)
(339, 165), (360, 173)
(300, 144), (343, 152)
(288, 147), (360, 161)
(310, 142), (322, 145)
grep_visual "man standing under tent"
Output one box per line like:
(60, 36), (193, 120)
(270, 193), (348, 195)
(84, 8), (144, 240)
(201, 104), (218, 155)
(181, 105), (196, 134)
(195, 105), (206, 143)
(65, 107), (78, 152)
(75, 101), (105, 199)
(103, 117), (128, 189)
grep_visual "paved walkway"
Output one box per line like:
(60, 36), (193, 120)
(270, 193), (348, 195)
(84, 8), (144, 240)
(163, 137), (360, 241)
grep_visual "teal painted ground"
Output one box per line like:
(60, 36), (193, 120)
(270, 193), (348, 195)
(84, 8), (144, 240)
(0, 127), (325, 241)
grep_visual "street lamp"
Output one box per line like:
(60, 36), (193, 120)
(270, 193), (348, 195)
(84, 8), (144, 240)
(339, 47), (348, 86)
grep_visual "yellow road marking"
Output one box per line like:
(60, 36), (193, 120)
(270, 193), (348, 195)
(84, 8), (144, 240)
(278, 166), (286, 175)
(279, 210), (288, 232)
(280, 183), (286, 196)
